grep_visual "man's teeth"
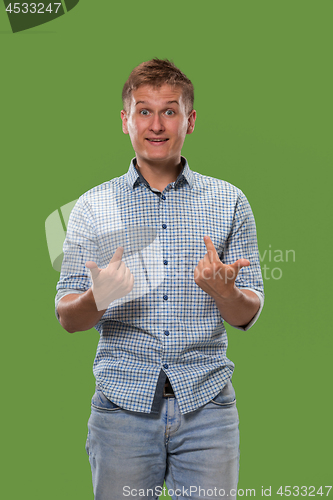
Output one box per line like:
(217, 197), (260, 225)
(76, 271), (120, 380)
(149, 139), (167, 142)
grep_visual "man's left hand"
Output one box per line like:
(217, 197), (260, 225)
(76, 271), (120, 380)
(194, 236), (250, 300)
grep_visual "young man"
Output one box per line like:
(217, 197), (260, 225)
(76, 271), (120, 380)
(56, 59), (264, 500)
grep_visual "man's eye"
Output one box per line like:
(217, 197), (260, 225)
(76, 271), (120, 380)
(140, 110), (149, 116)
(165, 110), (175, 116)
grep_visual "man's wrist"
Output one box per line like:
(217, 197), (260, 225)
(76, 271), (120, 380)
(213, 287), (260, 328)
(212, 284), (242, 304)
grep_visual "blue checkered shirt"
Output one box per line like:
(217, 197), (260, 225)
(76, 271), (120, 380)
(55, 157), (264, 414)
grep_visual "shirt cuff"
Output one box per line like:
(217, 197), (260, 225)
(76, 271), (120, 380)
(55, 289), (86, 322)
(230, 288), (264, 331)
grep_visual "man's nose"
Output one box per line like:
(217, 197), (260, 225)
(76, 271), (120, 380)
(149, 113), (165, 133)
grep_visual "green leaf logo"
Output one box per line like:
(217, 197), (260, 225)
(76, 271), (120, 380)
(3, 1), (79, 33)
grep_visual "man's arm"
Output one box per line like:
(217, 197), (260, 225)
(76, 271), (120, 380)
(211, 288), (260, 328)
(194, 236), (260, 328)
(57, 290), (106, 333)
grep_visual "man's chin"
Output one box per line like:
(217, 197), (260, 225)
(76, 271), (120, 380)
(136, 153), (182, 168)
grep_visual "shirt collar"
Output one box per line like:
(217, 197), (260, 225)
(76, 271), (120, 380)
(126, 156), (194, 191)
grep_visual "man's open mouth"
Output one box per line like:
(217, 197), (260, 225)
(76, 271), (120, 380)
(146, 138), (169, 142)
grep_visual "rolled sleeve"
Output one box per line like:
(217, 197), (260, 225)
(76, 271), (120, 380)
(230, 288), (264, 331)
(222, 190), (264, 331)
(55, 289), (85, 322)
(55, 196), (99, 320)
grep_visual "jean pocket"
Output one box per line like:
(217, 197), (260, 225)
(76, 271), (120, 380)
(91, 387), (121, 412)
(210, 379), (236, 407)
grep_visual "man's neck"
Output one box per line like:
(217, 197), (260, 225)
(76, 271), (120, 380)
(135, 158), (183, 192)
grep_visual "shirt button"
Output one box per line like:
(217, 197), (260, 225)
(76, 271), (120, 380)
(164, 330), (170, 336)
(163, 260), (168, 265)
(163, 363), (169, 369)
(161, 195), (166, 200)
(162, 224), (167, 229)
(163, 295), (168, 301)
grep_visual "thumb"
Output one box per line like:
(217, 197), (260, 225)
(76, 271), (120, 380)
(226, 259), (250, 282)
(85, 261), (100, 281)
(231, 259), (250, 272)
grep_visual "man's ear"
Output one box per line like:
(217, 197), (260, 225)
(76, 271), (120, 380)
(186, 109), (197, 135)
(121, 110), (129, 134)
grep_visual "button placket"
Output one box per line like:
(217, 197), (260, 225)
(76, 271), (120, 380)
(159, 189), (169, 308)
(160, 190), (171, 368)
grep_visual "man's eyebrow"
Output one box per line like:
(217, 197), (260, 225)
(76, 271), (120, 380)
(135, 100), (180, 106)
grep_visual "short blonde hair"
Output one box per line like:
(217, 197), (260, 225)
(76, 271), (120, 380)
(122, 58), (194, 115)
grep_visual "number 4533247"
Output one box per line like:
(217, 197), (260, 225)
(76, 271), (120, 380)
(6, 3), (62, 14)
(277, 486), (332, 496)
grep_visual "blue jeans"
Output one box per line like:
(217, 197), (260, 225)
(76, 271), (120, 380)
(85, 380), (240, 500)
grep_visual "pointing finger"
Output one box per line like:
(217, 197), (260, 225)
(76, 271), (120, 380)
(109, 247), (124, 267)
(203, 235), (220, 263)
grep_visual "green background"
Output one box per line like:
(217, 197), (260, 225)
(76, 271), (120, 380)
(1, 1), (332, 499)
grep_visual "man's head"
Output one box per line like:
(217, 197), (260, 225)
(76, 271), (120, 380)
(122, 58), (194, 116)
(121, 59), (196, 173)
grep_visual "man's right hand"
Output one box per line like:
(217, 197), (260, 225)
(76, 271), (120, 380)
(86, 247), (135, 311)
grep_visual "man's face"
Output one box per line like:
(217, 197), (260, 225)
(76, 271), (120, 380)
(121, 84), (196, 169)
